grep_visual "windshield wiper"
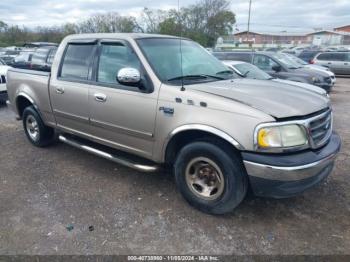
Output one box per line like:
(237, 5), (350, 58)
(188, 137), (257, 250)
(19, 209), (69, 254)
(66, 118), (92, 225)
(167, 74), (224, 82)
(242, 70), (250, 77)
(215, 70), (233, 75)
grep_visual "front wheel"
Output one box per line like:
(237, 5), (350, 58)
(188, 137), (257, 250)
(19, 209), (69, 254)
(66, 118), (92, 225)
(174, 141), (247, 215)
(23, 106), (55, 147)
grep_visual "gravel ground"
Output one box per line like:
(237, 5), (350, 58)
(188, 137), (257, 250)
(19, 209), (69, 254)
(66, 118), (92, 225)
(0, 78), (349, 255)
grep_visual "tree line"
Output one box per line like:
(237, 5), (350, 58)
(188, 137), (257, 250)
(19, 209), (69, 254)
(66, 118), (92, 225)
(0, 0), (235, 48)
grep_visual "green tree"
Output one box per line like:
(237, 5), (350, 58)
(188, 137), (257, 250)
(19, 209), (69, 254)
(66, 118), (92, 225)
(142, 0), (235, 47)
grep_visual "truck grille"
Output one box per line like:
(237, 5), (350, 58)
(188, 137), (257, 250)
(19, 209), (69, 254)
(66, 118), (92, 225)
(0, 75), (6, 84)
(307, 109), (332, 148)
(324, 77), (332, 84)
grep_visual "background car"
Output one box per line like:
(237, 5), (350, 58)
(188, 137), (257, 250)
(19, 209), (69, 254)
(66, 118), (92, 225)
(213, 51), (334, 92)
(297, 50), (321, 63)
(283, 53), (336, 85)
(0, 50), (20, 66)
(30, 46), (57, 71)
(12, 51), (34, 69)
(0, 58), (11, 102)
(222, 60), (327, 96)
(312, 52), (350, 75)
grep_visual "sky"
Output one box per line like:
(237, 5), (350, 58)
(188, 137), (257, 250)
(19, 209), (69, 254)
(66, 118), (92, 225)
(0, 0), (350, 33)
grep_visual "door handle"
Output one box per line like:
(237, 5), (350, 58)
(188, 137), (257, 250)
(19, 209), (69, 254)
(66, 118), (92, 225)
(345, 63), (348, 65)
(94, 93), (107, 102)
(327, 62), (332, 64)
(56, 87), (64, 94)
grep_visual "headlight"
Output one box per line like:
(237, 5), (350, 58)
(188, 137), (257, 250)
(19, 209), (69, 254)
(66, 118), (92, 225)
(312, 76), (321, 83)
(256, 124), (307, 149)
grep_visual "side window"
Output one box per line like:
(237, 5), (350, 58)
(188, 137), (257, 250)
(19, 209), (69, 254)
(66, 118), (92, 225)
(60, 44), (96, 81)
(31, 49), (48, 64)
(97, 43), (141, 86)
(317, 53), (331, 61)
(331, 53), (346, 61)
(253, 55), (278, 71)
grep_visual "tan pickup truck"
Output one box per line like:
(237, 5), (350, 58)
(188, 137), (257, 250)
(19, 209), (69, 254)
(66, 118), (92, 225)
(6, 33), (341, 214)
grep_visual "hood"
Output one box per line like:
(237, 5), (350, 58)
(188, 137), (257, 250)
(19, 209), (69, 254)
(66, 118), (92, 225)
(293, 67), (328, 77)
(188, 79), (329, 119)
(0, 65), (11, 75)
(304, 65), (334, 76)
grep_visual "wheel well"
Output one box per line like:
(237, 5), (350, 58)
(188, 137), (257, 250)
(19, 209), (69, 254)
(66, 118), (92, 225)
(16, 96), (33, 118)
(165, 130), (240, 165)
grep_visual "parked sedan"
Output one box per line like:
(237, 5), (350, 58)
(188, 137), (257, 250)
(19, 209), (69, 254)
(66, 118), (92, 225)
(312, 52), (350, 75)
(283, 53), (336, 85)
(222, 60), (327, 96)
(12, 51), (34, 69)
(30, 46), (57, 72)
(213, 51), (334, 92)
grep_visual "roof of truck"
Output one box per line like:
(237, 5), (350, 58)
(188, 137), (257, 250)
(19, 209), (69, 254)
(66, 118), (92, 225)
(64, 33), (181, 41)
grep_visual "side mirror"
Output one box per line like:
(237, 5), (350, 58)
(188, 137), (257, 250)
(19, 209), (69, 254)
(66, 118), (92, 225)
(117, 67), (141, 87)
(272, 64), (282, 72)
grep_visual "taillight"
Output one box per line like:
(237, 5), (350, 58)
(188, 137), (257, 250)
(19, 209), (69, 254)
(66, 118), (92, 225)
(310, 59), (315, 64)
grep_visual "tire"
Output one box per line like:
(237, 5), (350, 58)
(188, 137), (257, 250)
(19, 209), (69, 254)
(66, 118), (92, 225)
(22, 106), (55, 147)
(174, 140), (248, 215)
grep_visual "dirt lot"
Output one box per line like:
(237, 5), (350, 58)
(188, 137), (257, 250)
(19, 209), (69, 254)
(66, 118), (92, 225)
(0, 78), (349, 255)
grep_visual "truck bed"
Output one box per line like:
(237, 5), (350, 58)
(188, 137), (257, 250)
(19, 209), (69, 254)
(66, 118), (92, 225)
(6, 68), (54, 124)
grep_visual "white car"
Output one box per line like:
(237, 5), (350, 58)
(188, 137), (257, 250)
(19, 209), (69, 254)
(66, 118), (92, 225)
(0, 58), (11, 102)
(222, 60), (328, 96)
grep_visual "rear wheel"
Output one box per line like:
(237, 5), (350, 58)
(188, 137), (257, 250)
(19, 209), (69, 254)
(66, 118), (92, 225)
(23, 106), (55, 147)
(174, 141), (247, 215)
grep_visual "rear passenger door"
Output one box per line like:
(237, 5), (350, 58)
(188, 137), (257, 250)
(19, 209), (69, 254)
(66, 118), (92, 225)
(88, 40), (158, 158)
(50, 41), (97, 134)
(316, 53), (341, 73)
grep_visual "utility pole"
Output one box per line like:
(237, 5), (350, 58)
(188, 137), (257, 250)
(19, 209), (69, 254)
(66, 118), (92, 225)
(247, 0), (252, 44)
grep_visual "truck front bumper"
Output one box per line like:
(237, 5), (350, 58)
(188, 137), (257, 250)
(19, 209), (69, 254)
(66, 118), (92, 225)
(242, 132), (341, 198)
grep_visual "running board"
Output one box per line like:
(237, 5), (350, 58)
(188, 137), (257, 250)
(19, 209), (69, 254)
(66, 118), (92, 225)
(58, 135), (159, 172)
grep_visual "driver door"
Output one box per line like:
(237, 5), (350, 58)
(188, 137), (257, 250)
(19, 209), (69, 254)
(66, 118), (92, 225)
(88, 41), (158, 159)
(252, 54), (284, 79)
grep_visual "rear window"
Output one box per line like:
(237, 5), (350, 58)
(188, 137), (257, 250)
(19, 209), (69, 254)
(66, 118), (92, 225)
(60, 44), (96, 80)
(225, 53), (252, 62)
(317, 52), (346, 61)
(212, 52), (226, 60)
(298, 51), (319, 61)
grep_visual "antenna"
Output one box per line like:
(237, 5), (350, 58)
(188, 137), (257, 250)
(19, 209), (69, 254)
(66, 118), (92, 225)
(178, 0), (185, 91)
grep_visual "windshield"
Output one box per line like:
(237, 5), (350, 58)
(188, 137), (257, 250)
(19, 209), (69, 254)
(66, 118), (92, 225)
(233, 62), (272, 80)
(270, 53), (302, 69)
(137, 38), (234, 84)
(284, 53), (308, 65)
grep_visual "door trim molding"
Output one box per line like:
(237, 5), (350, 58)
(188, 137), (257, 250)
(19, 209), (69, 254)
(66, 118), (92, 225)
(53, 109), (89, 123)
(90, 118), (154, 139)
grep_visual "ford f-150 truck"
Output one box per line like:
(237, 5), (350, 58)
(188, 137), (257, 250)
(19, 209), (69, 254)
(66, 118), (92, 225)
(6, 34), (341, 214)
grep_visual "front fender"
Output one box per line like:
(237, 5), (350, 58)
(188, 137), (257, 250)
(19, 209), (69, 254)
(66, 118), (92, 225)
(161, 124), (245, 162)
